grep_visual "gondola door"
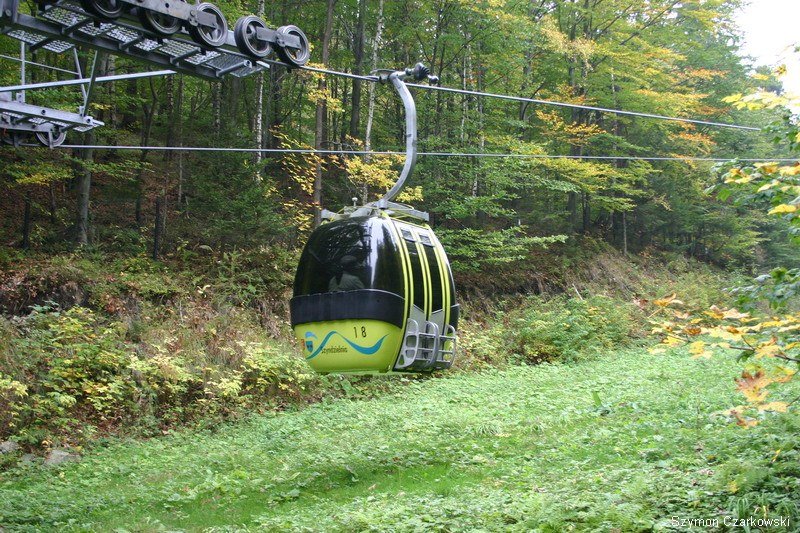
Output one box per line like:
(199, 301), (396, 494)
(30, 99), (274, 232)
(392, 221), (453, 371)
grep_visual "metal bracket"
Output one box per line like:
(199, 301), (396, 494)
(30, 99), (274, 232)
(374, 63), (439, 207)
(1, 0), (264, 79)
(0, 97), (103, 129)
(0, 0), (18, 23)
(79, 49), (100, 116)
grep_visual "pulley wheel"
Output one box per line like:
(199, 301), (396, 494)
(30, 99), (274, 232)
(188, 3), (228, 48)
(78, 0), (123, 20)
(274, 25), (310, 67)
(234, 15), (271, 58)
(35, 130), (67, 148)
(138, 7), (182, 36)
(1, 131), (25, 147)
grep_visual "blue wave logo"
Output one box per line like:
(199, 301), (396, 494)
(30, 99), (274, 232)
(305, 332), (317, 352)
(305, 330), (388, 360)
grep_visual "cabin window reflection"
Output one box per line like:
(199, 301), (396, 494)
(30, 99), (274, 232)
(294, 218), (403, 297)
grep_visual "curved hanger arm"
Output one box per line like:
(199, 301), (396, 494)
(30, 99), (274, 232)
(378, 72), (417, 206)
(375, 63), (437, 208)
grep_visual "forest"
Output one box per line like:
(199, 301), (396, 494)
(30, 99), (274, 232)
(1, 0), (799, 530)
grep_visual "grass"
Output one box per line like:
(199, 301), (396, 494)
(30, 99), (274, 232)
(1, 348), (798, 532)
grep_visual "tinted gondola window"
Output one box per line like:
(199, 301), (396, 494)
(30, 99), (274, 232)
(405, 240), (426, 311)
(294, 217), (403, 297)
(422, 239), (443, 312)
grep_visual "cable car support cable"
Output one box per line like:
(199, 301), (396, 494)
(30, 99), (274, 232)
(271, 62), (762, 132)
(22, 144), (795, 163)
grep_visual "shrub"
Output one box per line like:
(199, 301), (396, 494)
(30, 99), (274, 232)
(1, 306), (134, 445)
(506, 295), (637, 364)
(0, 301), (325, 448)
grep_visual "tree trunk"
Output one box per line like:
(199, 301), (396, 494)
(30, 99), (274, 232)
(106, 54), (118, 131)
(76, 132), (94, 246)
(163, 75), (174, 161)
(134, 79), (159, 227)
(567, 192), (578, 229)
(622, 211), (628, 255)
(460, 39), (472, 143)
(364, 0), (385, 160)
(254, 72), (265, 172)
(582, 193), (590, 234)
(21, 193), (31, 249)
(473, 44), (484, 200)
(177, 150), (184, 209)
(362, 0), (384, 202)
(152, 196), (164, 260)
(349, 0), (366, 140)
(176, 75), (185, 208)
(212, 81), (222, 137)
(48, 184), (57, 225)
(252, 0), (266, 173)
(313, 0), (336, 227)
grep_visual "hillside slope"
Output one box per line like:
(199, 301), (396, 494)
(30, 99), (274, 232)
(1, 347), (798, 531)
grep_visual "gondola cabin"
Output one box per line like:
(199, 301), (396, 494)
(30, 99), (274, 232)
(291, 63), (453, 373)
(291, 209), (458, 373)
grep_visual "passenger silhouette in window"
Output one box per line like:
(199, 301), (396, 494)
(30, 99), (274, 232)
(328, 255), (365, 292)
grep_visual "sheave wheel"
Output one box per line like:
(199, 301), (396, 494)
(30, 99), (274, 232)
(78, 0), (123, 20)
(1, 131), (25, 147)
(35, 130), (67, 148)
(274, 25), (310, 67)
(138, 8), (182, 36)
(188, 3), (228, 48)
(234, 15), (271, 58)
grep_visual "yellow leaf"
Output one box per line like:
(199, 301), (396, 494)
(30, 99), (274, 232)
(778, 165), (800, 176)
(736, 370), (771, 403)
(705, 327), (742, 342)
(684, 325), (702, 336)
(759, 401), (789, 413)
(663, 336), (684, 347)
(773, 366), (797, 383)
(688, 341), (712, 359)
(768, 204), (797, 215)
(688, 340), (705, 354)
(654, 293), (677, 307)
(722, 308), (749, 320)
(755, 163), (778, 174)
(755, 344), (782, 359)
(729, 408), (759, 428)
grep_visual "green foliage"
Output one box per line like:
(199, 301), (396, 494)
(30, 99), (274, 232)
(208, 246), (297, 306)
(0, 302), (326, 446)
(506, 295), (636, 363)
(0, 348), (797, 530)
(1, 306), (132, 445)
(733, 266), (800, 310)
(458, 295), (638, 369)
(1, 0), (785, 276)
(437, 226), (566, 274)
(709, 158), (800, 309)
(176, 152), (290, 250)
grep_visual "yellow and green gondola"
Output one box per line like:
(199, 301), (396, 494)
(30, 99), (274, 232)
(290, 63), (458, 374)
